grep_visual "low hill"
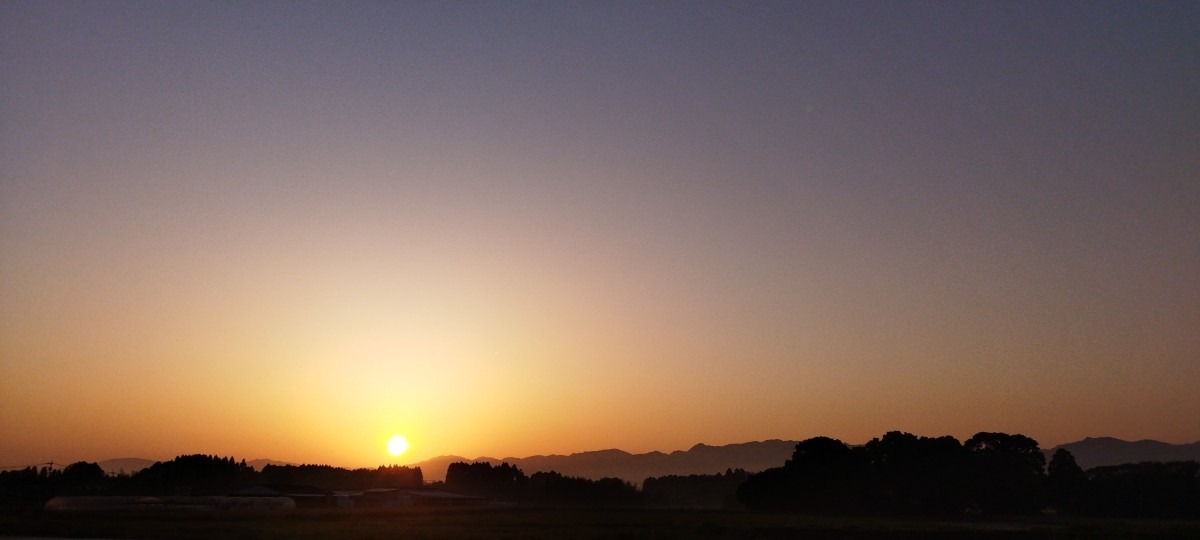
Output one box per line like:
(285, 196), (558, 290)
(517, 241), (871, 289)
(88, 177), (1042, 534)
(410, 440), (799, 484)
(246, 458), (297, 471)
(405, 455), (473, 482)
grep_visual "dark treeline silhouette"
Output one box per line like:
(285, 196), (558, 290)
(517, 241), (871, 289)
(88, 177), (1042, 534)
(0, 455), (422, 504)
(261, 464), (422, 491)
(0, 462), (108, 505)
(444, 461), (525, 499)
(1082, 461), (1200, 518)
(444, 461), (640, 507)
(130, 455), (258, 495)
(4, 435), (1197, 517)
(642, 469), (748, 509)
(738, 431), (1200, 518)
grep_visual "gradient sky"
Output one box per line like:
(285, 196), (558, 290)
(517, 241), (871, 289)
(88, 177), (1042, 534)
(2, 1), (1198, 469)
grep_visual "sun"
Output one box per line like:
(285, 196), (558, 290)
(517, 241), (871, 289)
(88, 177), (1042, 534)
(386, 434), (409, 457)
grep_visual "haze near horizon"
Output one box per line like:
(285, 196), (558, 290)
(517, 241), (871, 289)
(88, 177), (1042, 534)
(2, 1), (1198, 469)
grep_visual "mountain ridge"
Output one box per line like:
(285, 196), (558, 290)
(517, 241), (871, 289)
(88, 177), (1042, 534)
(1048, 437), (1200, 470)
(409, 440), (800, 483)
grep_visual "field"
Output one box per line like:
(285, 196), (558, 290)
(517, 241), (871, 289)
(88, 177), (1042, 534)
(3, 507), (1200, 540)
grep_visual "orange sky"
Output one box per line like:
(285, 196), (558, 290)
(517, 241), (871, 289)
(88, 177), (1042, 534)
(2, 2), (1198, 469)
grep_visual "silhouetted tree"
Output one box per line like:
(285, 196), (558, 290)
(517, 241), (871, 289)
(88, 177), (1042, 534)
(863, 432), (969, 514)
(60, 462), (106, 495)
(738, 437), (867, 512)
(963, 432), (1046, 514)
(1047, 448), (1086, 513)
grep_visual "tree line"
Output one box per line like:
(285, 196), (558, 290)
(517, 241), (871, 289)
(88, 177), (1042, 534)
(3, 432), (1197, 518)
(260, 463), (423, 492)
(0, 455), (421, 504)
(642, 468), (748, 509)
(442, 461), (641, 507)
(737, 431), (1200, 518)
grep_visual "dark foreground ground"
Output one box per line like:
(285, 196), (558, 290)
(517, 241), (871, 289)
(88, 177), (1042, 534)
(3, 507), (1199, 540)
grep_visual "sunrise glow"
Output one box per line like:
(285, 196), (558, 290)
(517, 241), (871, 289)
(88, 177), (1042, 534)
(0, 2), (1197, 471)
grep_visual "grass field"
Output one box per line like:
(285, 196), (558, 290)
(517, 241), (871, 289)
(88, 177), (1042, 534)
(3, 506), (1200, 539)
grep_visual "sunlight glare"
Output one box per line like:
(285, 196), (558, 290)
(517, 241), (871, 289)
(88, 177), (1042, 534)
(386, 434), (409, 457)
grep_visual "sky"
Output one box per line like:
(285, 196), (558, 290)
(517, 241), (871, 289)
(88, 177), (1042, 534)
(2, 1), (1198, 469)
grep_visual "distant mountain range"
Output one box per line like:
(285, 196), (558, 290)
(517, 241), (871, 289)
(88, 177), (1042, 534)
(411, 437), (1200, 484)
(92, 437), (1200, 482)
(409, 440), (800, 484)
(1047, 437), (1200, 470)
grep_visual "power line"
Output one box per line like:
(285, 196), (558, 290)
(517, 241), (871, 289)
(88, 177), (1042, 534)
(0, 462), (60, 471)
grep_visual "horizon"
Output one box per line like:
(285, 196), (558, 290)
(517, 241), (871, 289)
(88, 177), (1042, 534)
(3, 3), (1198, 470)
(9, 432), (1200, 473)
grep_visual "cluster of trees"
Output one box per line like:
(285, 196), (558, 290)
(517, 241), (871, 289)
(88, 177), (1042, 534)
(642, 469), (748, 509)
(261, 464), (422, 491)
(0, 455), (423, 504)
(738, 431), (1200, 518)
(443, 462), (640, 507)
(0, 462), (109, 505)
(1063, 459), (1200, 518)
(129, 455), (259, 496)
